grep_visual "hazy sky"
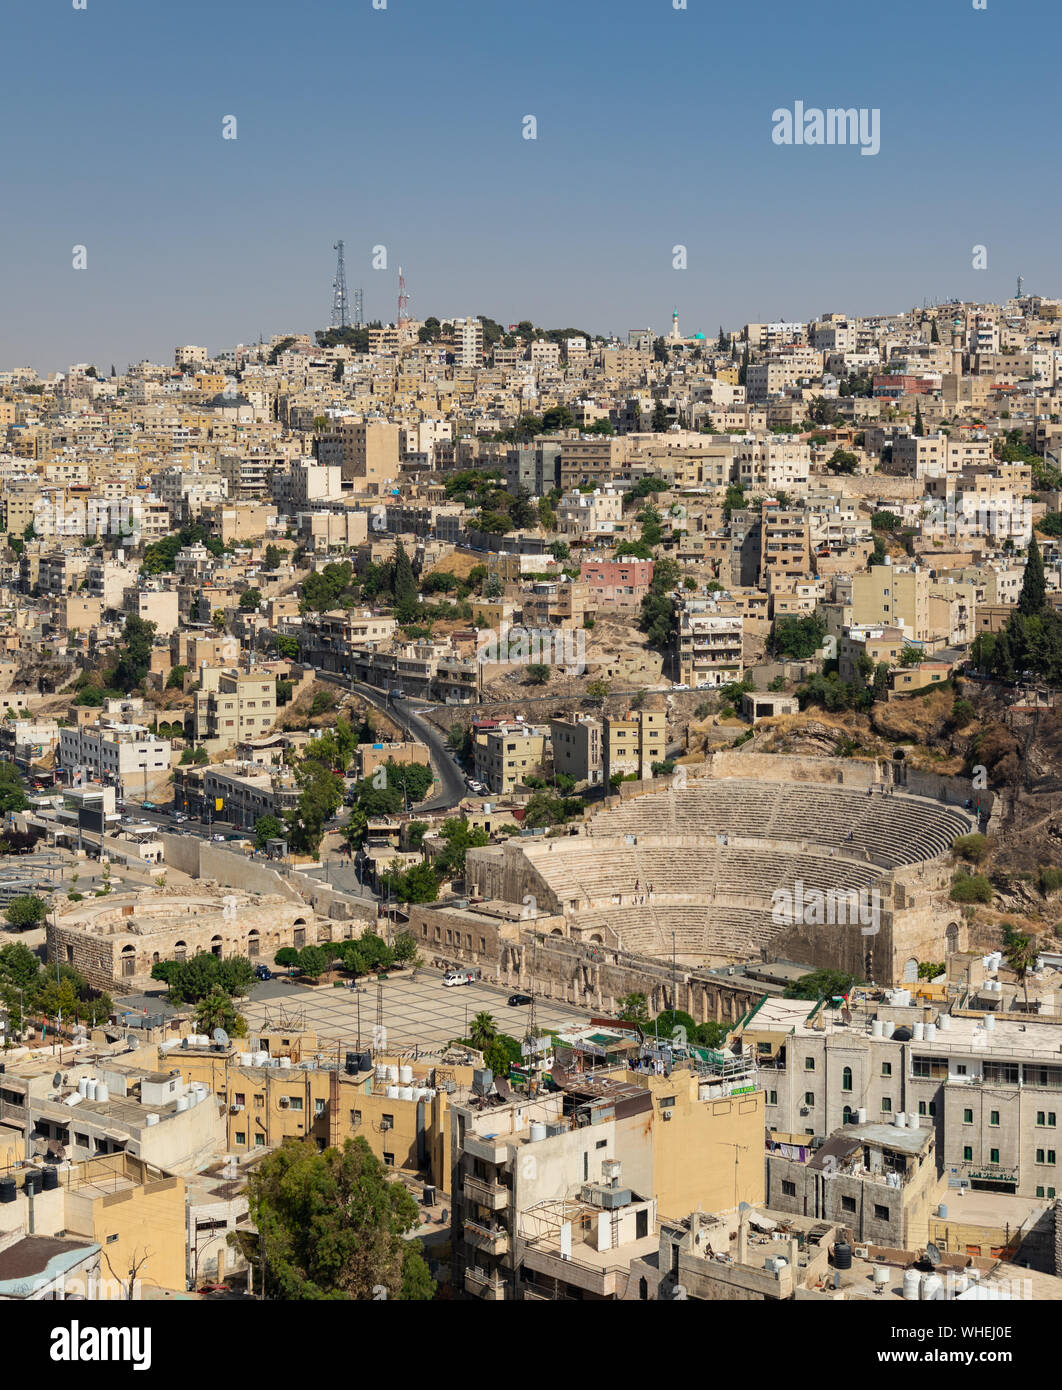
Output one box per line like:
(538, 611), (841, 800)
(2, 0), (1058, 372)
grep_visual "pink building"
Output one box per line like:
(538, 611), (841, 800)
(579, 558), (654, 605)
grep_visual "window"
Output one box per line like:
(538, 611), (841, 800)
(1037, 1112), (1057, 1127)
(781, 1180), (796, 1197)
(804, 1057), (815, 1071)
(881, 1097), (892, 1113)
(1037, 1186), (1045, 1198)
(234, 1093), (245, 1108)
(842, 1067), (852, 1092)
(659, 1096), (676, 1109)
(841, 1196), (856, 1213)
(767, 1090), (777, 1106)
(314, 1099), (325, 1116)
(383, 1152), (394, 1167)
(106, 1234), (119, 1245)
(254, 1134), (265, 1147)
(596, 1139), (607, 1150)
(287, 1097), (303, 1111)
(963, 1146), (973, 1162)
(874, 1205), (890, 1222)
(990, 1111), (999, 1127)
(963, 1109), (973, 1124)
(989, 1148), (999, 1164)
(881, 1062), (892, 1077)
(234, 1132), (246, 1145)
(804, 1092), (815, 1106)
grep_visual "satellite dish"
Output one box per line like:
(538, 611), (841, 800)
(52, 1072), (62, 1088)
(926, 1242), (942, 1267)
(213, 1028), (230, 1047)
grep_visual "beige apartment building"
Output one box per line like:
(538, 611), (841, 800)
(474, 723), (548, 794)
(602, 708), (666, 783)
(550, 715), (603, 786)
(851, 562), (930, 642)
(677, 604), (744, 688)
(318, 420), (402, 493)
(193, 667), (277, 746)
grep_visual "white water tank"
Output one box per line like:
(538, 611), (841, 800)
(145, 1113), (159, 1126)
(279, 1057), (292, 1070)
(895, 1112), (907, 1127)
(913, 1022), (925, 1041)
(530, 1122), (547, 1142)
(386, 1085), (400, 1099)
(903, 1269), (922, 1300)
(857, 1107), (868, 1124)
(375, 1065), (388, 1082)
(939, 1014), (951, 1031)
(872, 1020), (884, 1038)
(399, 1087), (415, 1102)
(95, 1083), (109, 1104)
(399, 1066), (413, 1085)
(176, 1095), (189, 1112)
(874, 1265), (890, 1287)
(884, 1022), (895, 1039)
(908, 1113), (919, 1129)
(85, 1080), (97, 1101)
(255, 1051), (269, 1066)
(239, 1054), (252, 1067)
(922, 1273), (943, 1301)
(77, 1077), (89, 1099)
(938, 1203), (948, 1219)
(984, 1014), (996, 1032)
(925, 1023), (937, 1041)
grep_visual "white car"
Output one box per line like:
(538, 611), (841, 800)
(442, 971), (474, 987)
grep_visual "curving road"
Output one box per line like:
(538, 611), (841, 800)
(350, 682), (467, 812)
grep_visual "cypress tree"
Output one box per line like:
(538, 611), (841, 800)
(914, 401), (925, 437)
(1018, 535), (1046, 616)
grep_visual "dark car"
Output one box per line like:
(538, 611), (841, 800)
(254, 965), (272, 981)
(507, 993), (533, 1007)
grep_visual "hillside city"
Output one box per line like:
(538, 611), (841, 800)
(3, 288), (1062, 1305)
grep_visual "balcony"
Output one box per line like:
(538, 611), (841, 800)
(464, 1218), (510, 1256)
(464, 1265), (506, 1300)
(464, 1174), (510, 1210)
(463, 1133), (510, 1165)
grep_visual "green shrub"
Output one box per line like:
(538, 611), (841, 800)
(952, 833), (987, 864)
(950, 874), (993, 904)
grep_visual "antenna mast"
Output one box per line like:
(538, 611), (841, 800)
(397, 265), (410, 329)
(331, 241), (350, 330)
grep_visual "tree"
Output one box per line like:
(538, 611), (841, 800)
(297, 945), (330, 981)
(1001, 921), (1038, 1008)
(650, 400), (669, 433)
(913, 401), (925, 437)
(617, 992), (650, 1028)
(826, 448), (858, 475)
(526, 663), (550, 686)
(193, 989), (247, 1038)
(285, 759), (344, 857)
(111, 614), (157, 692)
(783, 969), (858, 1002)
(264, 544), (285, 570)
(254, 814), (285, 849)
(392, 540), (417, 620)
(469, 1011), (498, 1051)
(0, 762), (29, 815)
(235, 1137), (435, 1300)
(1018, 536), (1046, 617)
(773, 615), (826, 660)
(5, 895), (47, 931)
(239, 588), (262, 611)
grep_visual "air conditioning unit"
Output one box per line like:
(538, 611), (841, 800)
(278, 1096), (290, 1108)
(662, 1109), (673, 1120)
(380, 1118), (393, 1130)
(230, 1104), (244, 1113)
(800, 1106), (810, 1115)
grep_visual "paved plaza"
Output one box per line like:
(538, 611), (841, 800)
(239, 970), (592, 1057)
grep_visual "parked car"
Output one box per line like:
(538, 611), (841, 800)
(507, 993), (533, 1007)
(254, 965), (272, 981)
(443, 971), (474, 987)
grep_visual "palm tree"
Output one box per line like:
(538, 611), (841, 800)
(1002, 922), (1038, 1008)
(469, 1011), (497, 1050)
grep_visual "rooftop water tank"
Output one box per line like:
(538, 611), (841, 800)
(176, 1095), (189, 1112)
(874, 1265), (890, 1287)
(984, 1014), (996, 1032)
(903, 1269), (922, 1300)
(399, 1087), (415, 1102)
(939, 1014), (952, 1031)
(95, 1083), (109, 1104)
(925, 1023), (937, 1041)
(77, 1077), (89, 1099)
(913, 1022), (925, 1041)
(23, 1169), (42, 1195)
(42, 1167), (58, 1192)
(399, 1066), (413, 1085)
(922, 1273), (943, 1301)
(833, 1241), (852, 1271)
(386, 1085), (400, 1099)
(239, 1054), (253, 1067)
(0, 1178), (16, 1204)
(857, 1107), (868, 1124)
(938, 1203), (948, 1219)
(375, 1065), (388, 1082)
(871, 1020), (884, 1039)
(387, 1066), (399, 1083)
(85, 1080), (97, 1102)
(279, 1057), (292, 1070)
(254, 1052), (269, 1066)
(895, 1112), (907, 1127)
(145, 1113), (160, 1126)
(530, 1122), (547, 1142)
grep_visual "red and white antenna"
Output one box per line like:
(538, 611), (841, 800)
(397, 265), (410, 328)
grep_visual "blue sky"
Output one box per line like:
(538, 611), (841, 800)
(1, 0), (1058, 371)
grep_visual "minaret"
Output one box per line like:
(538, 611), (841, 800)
(951, 316), (963, 378)
(669, 308), (681, 342)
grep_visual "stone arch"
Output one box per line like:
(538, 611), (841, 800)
(174, 940), (187, 962)
(903, 957), (918, 984)
(589, 934), (603, 944)
(120, 944), (136, 978)
(842, 1105), (856, 1125)
(945, 922), (959, 955)
(247, 929), (260, 959)
(550, 928), (563, 937)
(210, 934), (223, 957)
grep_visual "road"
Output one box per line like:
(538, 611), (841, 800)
(349, 682), (467, 812)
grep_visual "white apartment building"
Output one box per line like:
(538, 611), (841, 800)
(59, 722), (172, 794)
(676, 604), (744, 688)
